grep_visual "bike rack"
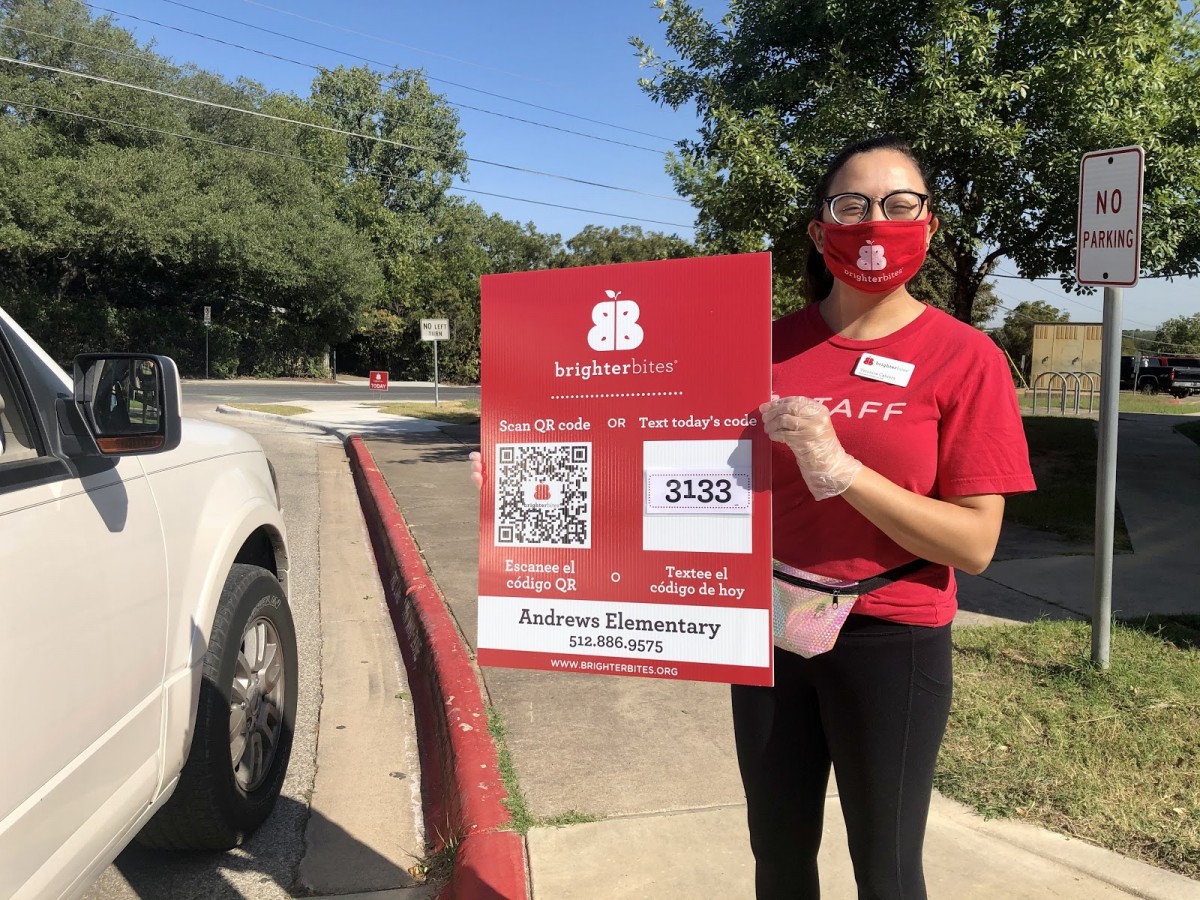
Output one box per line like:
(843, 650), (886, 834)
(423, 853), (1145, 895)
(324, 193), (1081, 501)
(1080, 371), (1100, 414)
(1031, 370), (1100, 416)
(1032, 371), (1069, 414)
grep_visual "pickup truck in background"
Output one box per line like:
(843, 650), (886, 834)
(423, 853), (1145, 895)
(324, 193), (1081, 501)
(1122, 355), (1200, 397)
(1, 304), (297, 899)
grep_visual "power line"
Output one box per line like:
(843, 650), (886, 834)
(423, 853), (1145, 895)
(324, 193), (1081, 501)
(0, 21), (168, 70)
(990, 271), (1107, 319)
(238, 0), (559, 88)
(988, 298), (1196, 352)
(0, 96), (696, 231)
(451, 185), (691, 229)
(135, 0), (677, 143)
(990, 272), (1067, 282)
(992, 270), (1192, 282)
(0, 55), (689, 202)
(1119, 334), (1199, 352)
(65, 8), (666, 154)
(990, 265), (1163, 331)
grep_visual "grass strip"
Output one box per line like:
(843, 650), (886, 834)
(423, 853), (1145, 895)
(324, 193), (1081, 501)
(370, 399), (480, 425)
(228, 403), (311, 416)
(486, 706), (595, 835)
(1005, 417), (1131, 549)
(938, 619), (1200, 877)
(1019, 391), (1200, 415)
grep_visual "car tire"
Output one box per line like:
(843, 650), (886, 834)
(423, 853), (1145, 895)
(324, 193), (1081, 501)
(1139, 380), (1158, 395)
(136, 564), (297, 850)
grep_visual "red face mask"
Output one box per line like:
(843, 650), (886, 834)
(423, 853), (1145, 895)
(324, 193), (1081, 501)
(813, 217), (931, 294)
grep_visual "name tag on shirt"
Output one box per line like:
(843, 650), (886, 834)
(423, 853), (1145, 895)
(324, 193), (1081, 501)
(854, 353), (915, 387)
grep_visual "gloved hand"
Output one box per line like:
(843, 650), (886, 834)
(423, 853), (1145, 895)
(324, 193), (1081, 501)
(759, 395), (862, 500)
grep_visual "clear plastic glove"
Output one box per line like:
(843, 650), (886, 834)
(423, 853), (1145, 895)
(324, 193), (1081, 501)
(759, 395), (863, 500)
(469, 450), (484, 490)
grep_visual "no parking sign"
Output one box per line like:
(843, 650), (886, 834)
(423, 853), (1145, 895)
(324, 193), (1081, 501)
(1076, 146), (1143, 286)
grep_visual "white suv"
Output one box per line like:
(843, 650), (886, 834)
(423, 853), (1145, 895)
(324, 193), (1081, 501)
(0, 306), (297, 899)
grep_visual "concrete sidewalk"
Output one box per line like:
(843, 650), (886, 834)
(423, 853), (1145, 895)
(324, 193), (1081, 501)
(219, 401), (1200, 898)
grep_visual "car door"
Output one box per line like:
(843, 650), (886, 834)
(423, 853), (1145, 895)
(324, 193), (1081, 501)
(0, 331), (170, 899)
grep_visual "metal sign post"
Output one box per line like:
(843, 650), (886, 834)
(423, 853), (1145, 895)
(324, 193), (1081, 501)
(420, 318), (450, 407)
(203, 306), (212, 380)
(1075, 146), (1144, 669)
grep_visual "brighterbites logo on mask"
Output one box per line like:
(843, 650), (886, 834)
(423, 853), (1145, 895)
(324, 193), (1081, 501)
(553, 290), (677, 381)
(856, 241), (887, 271)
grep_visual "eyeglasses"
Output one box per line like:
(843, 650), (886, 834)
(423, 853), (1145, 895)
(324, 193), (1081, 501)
(823, 191), (930, 225)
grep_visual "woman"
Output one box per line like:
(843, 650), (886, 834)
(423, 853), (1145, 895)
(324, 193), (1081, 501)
(748, 135), (1035, 900)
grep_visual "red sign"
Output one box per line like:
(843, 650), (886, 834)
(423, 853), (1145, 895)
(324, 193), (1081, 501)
(369, 370), (389, 391)
(477, 253), (773, 686)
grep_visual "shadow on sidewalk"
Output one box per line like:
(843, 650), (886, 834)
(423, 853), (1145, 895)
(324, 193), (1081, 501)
(99, 797), (429, 898)
(368, 423), (480, 466)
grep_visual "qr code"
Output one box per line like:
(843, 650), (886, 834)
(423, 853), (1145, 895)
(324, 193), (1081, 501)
(494, 443), (591, 548)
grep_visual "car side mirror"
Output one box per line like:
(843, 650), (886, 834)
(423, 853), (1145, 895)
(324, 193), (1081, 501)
(72, 353), (182, 455)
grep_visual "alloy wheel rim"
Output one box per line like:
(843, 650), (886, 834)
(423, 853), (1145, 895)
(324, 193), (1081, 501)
(228, 616), (285, 792)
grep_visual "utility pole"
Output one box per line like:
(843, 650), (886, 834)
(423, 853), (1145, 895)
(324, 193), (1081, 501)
(203, 306), (211, 379)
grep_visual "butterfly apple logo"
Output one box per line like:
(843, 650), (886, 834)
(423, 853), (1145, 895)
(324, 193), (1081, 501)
(522, 480), (563, 506)
(588, 290), (643, 351)
(856, 242), (888, 271)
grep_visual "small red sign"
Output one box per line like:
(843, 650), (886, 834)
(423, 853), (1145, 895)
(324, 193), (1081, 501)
(369, 370), (389, 391)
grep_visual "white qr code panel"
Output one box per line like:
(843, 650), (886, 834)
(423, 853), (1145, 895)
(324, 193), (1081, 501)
(494, 443), (592, 548)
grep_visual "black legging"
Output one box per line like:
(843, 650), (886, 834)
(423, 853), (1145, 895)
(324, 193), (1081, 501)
(731, 614), (953, 900)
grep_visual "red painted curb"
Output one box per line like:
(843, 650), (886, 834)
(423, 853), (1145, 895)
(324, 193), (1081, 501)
(345, 435), (528, 900)
(443, 832), (529, 900)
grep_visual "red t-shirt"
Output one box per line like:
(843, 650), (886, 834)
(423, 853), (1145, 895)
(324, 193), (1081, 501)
(772, 302), (1036, 626)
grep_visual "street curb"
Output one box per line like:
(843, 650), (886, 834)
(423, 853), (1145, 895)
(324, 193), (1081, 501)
(345, 435), (528, 900)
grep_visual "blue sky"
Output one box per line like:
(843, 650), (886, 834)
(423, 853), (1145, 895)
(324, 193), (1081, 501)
(77, 1), (1199, 331)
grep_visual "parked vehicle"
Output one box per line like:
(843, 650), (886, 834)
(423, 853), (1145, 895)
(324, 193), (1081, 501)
(0, 305), (296, 899)
(1149, 355), (1200, 369)
(1121, 355), (1200, 397)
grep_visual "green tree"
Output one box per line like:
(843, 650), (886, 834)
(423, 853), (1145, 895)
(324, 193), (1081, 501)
(1154, 313), (1200, 354)
(0, 0), (384, 374)
(1122, 329), (1158, 354)
(557, 224), (694, 267)
(633, 0), (1200, 324)
(306, 64), (474, 377)
(339, 202), (563, 383)
(993, 300), (1070, 374)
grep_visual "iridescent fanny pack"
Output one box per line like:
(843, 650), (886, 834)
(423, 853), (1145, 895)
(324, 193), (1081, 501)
(771, 559), (930, 658)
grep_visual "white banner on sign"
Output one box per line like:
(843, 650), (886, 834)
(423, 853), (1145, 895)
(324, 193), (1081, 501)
(1076, 146), (1144, 287)
(477, 595), (770, 667)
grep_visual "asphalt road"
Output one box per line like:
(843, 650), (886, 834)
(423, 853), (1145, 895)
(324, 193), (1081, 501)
(183, 378), (479, 407)
(83, 406), (333, 900)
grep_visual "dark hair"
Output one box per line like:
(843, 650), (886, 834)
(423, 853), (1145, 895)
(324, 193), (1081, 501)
(802, 135), (931, 303)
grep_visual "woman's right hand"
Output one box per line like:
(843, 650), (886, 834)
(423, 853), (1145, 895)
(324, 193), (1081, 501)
(469, 450), (484, 490)
(759, 395), (862, 500)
